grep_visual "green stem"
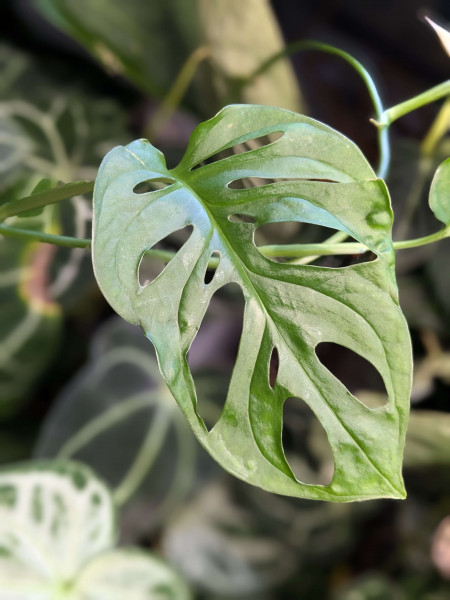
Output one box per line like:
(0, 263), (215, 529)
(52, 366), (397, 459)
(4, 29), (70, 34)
(393, 226), (450, 249)
(376, 80), (450, 127)
(0, 224), (91, 248)
(145, 46), (210, 141)
(288, 230), (349, 265)
(261, 242), (367, 257)
(0, 180), (94, 222)
(113, 406), (171, 507)
(3, 225), (449, 257)
(235, 39), (389, 178)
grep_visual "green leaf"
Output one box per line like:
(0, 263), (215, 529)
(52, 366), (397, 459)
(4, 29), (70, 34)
(190, 0), (303, 112)
(0, 461), (115, 597)
(16, 178), (57, 218)
(429, 157), (450, 226)
(34, 0), (189, 98)
(0, 179), (94, 222)
(74, 548), (191, 599)
(92, 104), (412, 502)
(34, 0), (303, 114)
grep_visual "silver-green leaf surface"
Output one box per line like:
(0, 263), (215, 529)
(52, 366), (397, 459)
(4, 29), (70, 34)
(92, 104), (412, 501)
(0, 461), (115, 598)
(0, 461), (191, 599)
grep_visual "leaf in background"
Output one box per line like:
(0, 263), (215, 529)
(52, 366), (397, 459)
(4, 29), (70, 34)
(163, 481), (298, 597)
(75, 549), (191, 600)
(0, 117), (32, 192)
(429, 157), (450, 226)
(34, 0), (188, 98)
(33, 0), (303, 115)
(0, 460), (114, 597)
(35, 317), (214, 539)
(0, 44), (129, 308)
(0, 195), (61, 419)
(426, 16), (450, 58)
(191, 0), (303, 113)
(404, 410), (450, 468)
(93, 104), (412, 501)
(163, 477), (361, 597)
(0, 460), (191, 599)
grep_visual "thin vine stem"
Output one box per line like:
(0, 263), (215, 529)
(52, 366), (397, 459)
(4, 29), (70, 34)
(234, 39), (389, 179)
(145, 45), (211, 141)
(4, 222), (448, 259)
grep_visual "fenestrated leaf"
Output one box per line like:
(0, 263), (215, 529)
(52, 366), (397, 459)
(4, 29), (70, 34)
(0, 461), (115, 598)
(92, 104), (412, 502)
(429, 157), (450, 226)
(74, 548), (191, 599)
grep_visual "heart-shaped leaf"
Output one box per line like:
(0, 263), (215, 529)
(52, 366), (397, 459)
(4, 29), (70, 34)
(0, 461), (115, 597)
(429, 157), (450, 226)
(93, 104), (412, 501)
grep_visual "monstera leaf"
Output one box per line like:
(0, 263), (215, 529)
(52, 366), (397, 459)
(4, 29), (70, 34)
(92, 104), (412, 502)
(0, 461), (191, 599)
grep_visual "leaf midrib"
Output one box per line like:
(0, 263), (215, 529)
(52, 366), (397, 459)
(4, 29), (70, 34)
(176, 172), (401, 496)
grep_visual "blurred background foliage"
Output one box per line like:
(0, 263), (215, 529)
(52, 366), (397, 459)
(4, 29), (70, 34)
(1, 0), (450, 597)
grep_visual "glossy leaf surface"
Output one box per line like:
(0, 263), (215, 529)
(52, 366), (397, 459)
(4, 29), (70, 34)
(93, 104), (412, 501)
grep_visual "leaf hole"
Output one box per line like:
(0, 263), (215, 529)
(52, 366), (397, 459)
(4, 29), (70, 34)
(227, 177), (337, 190)
(315, 343), (388, 408)
(133, 177), (175, 194)
(204, 251), (220, 284)
(228, 214), (256, 224)
(138, 225), (193, 287)
(283, 397), (334, 485)
(268, 347), (279, 389)
(190, 131), (283, 171)
(254, 221), (374, 267)
(187, 283), (245, 431)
